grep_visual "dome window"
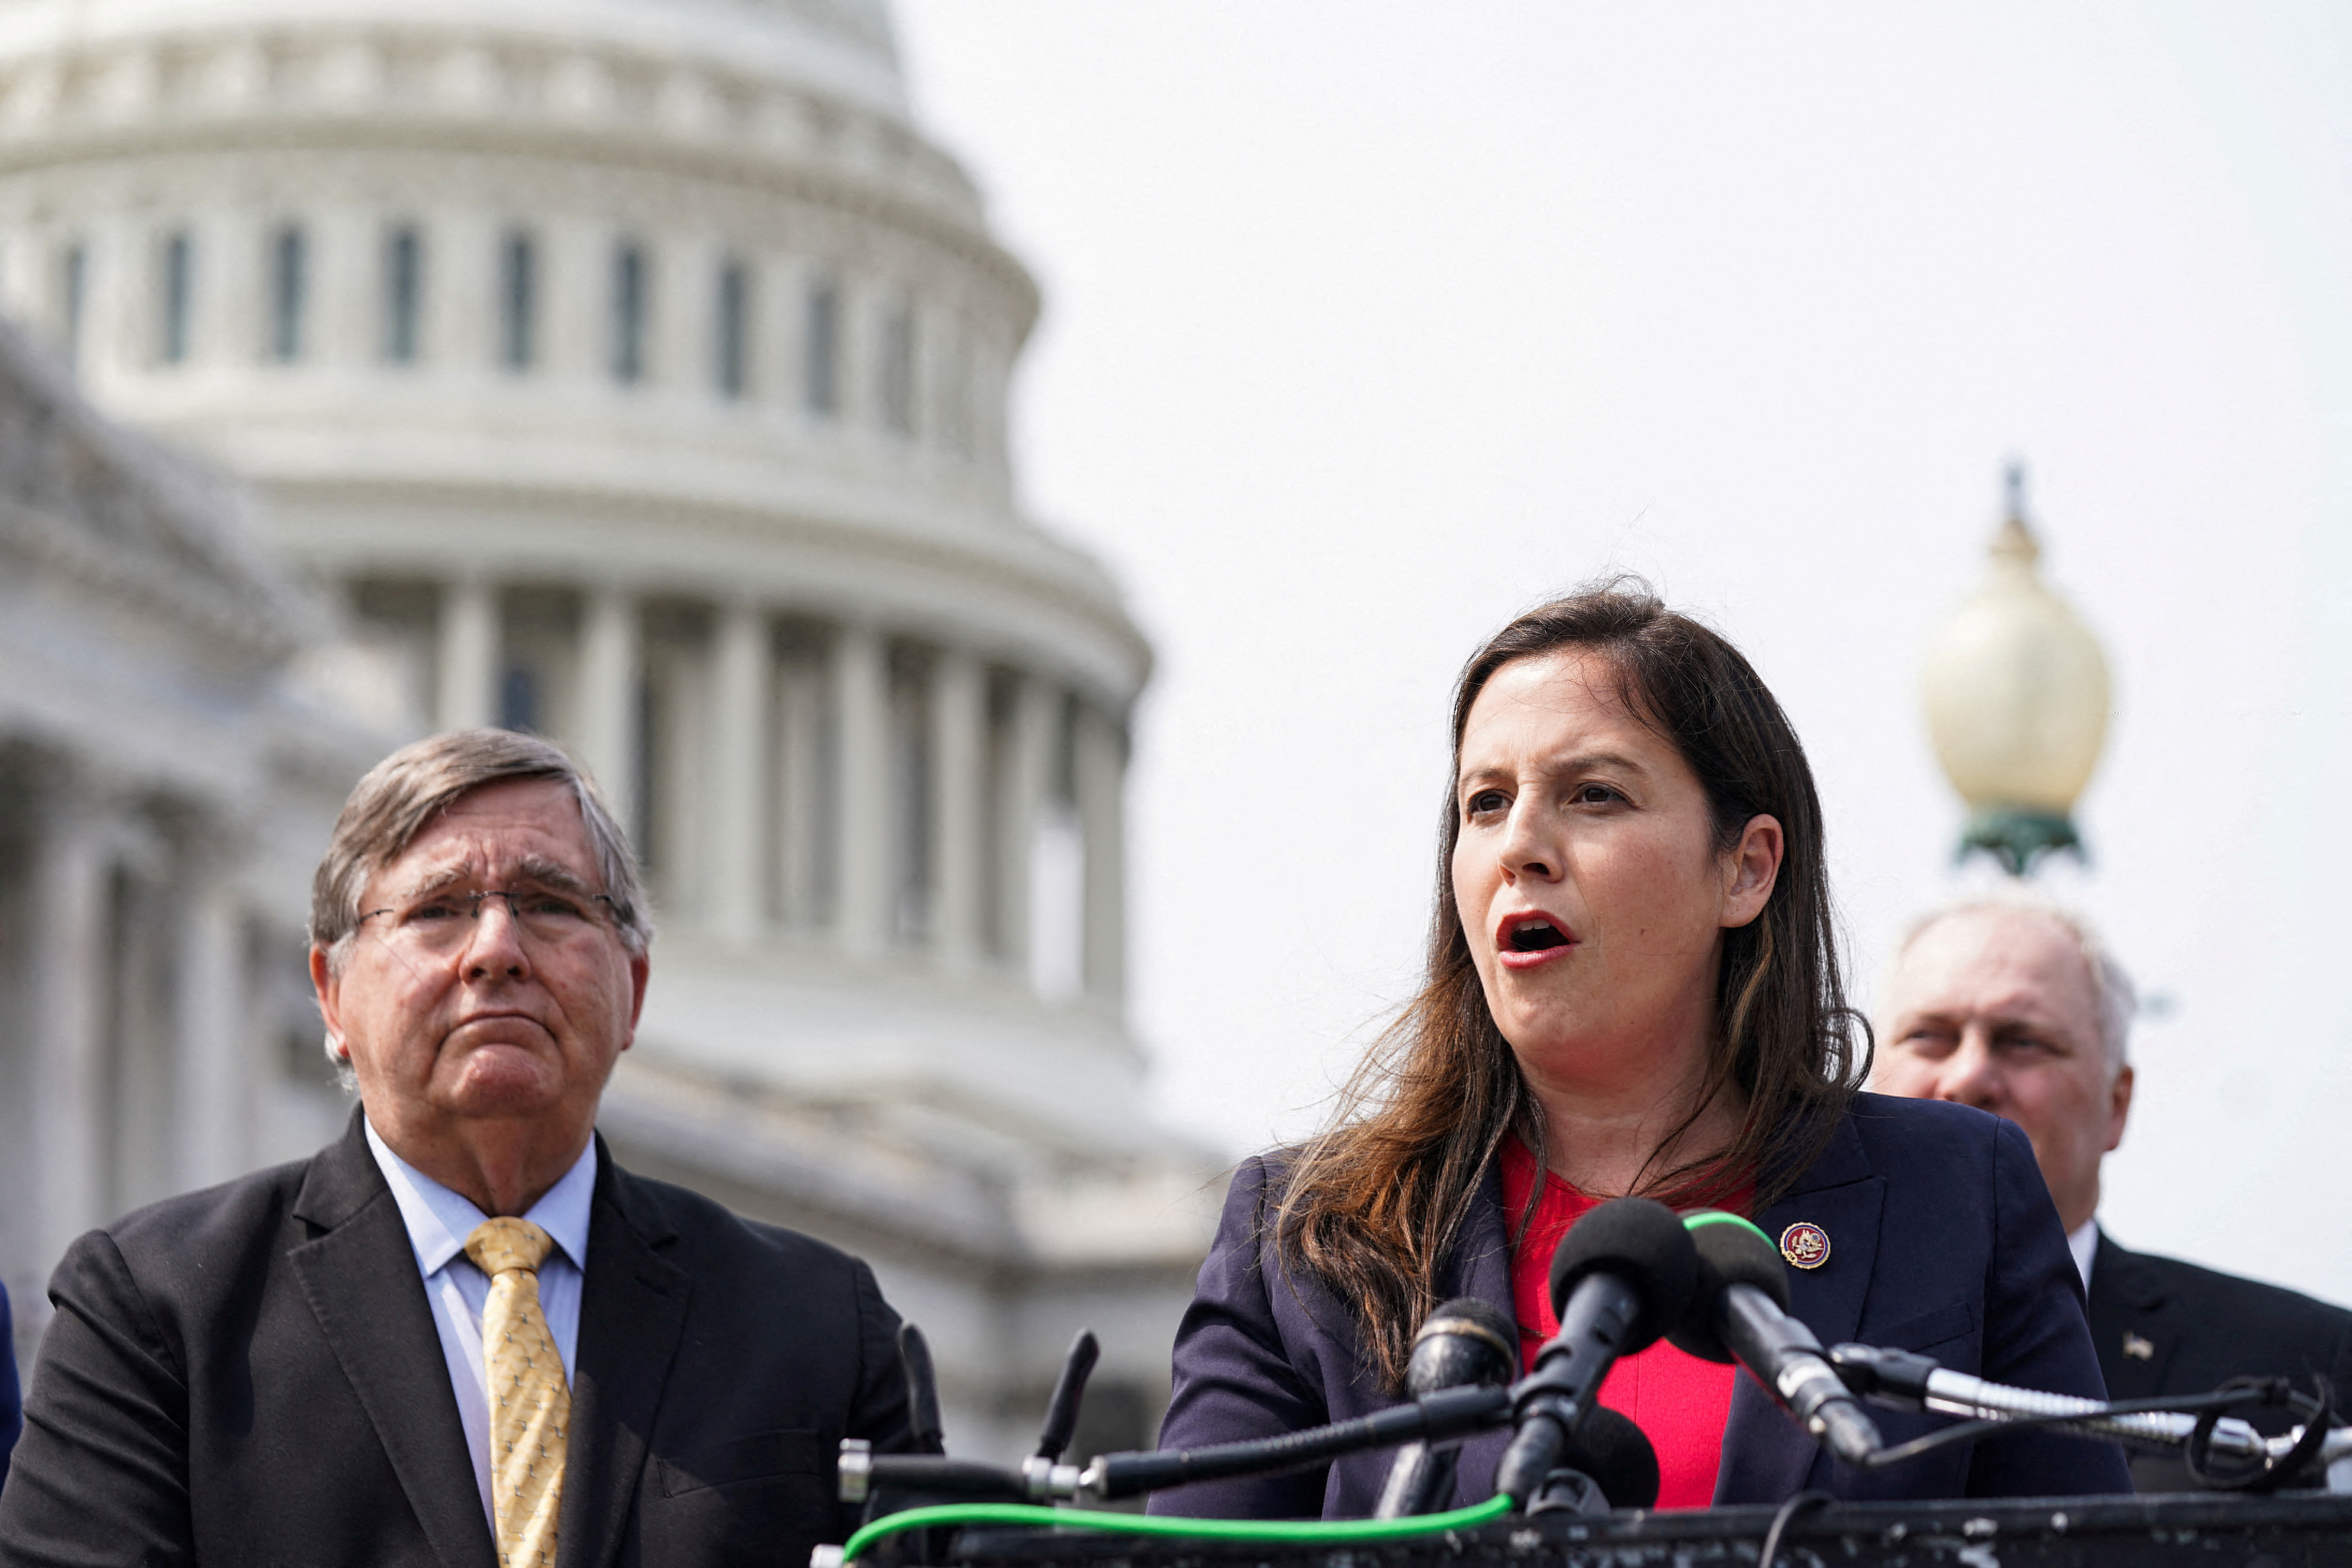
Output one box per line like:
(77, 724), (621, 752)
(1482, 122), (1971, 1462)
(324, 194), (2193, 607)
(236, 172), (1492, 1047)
(58, 242), (86, 372)
(715, 259), (750, 400)
(804, 277), (839, 418)
(383, 226), (424, 365)
(879, 300), (915, 437)
(611, 241), (648, 385)
(157, 231), (194, 365)
(269, 225), (307, 363)
(500, 231), (537, 372)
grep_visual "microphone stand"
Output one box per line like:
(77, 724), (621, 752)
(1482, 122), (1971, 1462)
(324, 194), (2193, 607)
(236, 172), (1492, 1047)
(1827, 1342), (2352, 1491)
(1071, 1384), (1514, 1502)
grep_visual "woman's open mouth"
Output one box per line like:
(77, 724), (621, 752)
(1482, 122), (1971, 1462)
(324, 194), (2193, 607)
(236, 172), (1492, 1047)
(1497, 913), (1574, 967)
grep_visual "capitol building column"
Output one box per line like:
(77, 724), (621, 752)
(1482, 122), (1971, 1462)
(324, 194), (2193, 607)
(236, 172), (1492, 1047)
(433, 206), (496, 381)
(437, 578), (499, 732)
(709, 599), (773, 947)
(998, 672), (1058, 980)
(576, 586), (642, 831)
(832, 622), (891, 957)
(77, 211), (130, 386)
(1075, 704), (1128, 1006)
(205, 204), (261, 380)
(172, 841), (249, 1190)
(29, 775), (106, 1271)
(312, 201), (372, 373)
(929, 646), (986, 971)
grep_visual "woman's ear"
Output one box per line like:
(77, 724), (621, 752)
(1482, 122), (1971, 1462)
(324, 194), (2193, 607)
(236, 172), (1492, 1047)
(1720, 814), (1783, 928)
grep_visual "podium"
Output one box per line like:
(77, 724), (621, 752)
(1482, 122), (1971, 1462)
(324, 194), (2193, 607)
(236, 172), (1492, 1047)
(943, 1492), (2352, 1567)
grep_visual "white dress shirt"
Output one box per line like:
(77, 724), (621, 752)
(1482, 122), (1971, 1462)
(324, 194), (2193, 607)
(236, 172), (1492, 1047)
(363, 1118), (596, 1528)
(2067, 1217), (2099, 1295)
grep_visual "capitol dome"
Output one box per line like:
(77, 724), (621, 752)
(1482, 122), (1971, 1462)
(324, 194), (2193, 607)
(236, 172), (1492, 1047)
(0, 0), (1199, 1458)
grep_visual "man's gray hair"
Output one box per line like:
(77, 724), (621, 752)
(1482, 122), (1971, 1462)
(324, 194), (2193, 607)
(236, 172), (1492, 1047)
(310, 728), (654, 972)
(1886, 890), (2136, 1076)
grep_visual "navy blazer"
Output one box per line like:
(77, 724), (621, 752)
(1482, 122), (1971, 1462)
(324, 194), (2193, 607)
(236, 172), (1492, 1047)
(1153, 1094), (2130, 1515)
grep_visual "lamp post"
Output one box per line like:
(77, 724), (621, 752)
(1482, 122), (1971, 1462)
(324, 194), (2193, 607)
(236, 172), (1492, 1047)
(1921, 465), (2112, 877)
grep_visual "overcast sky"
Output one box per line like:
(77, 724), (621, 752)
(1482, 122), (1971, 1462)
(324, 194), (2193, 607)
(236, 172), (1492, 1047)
(896, 3), (2352, 1304)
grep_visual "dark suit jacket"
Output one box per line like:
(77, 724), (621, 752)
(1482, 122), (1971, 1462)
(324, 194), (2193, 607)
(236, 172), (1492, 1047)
(0, 1282), (18, 1484)
(1152, 1094), (2129, 1516)
(0, 1112), (912, 1567)
(2088, 1228), (2352, 1493)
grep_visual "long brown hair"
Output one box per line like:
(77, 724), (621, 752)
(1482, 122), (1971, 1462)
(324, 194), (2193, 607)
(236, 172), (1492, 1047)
(1274, 583), (1868, 1392)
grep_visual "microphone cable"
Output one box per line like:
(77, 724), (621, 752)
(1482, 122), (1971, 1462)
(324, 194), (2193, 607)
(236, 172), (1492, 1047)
(1753, 1488), (1832, 1568)
(820, 1493), (1514, 1567)
(1852, 1381), (2327, 1474)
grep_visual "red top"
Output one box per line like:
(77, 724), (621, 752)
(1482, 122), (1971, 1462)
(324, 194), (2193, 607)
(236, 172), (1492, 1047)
(1499, 1139), (1750, 1511)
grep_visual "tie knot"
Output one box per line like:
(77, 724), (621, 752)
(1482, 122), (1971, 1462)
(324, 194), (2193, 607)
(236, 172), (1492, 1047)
(466, 1216), (555, 1277)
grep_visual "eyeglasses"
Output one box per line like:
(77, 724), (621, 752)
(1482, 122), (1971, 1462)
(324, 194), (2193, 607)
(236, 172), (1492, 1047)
(355, 884), (623, 953)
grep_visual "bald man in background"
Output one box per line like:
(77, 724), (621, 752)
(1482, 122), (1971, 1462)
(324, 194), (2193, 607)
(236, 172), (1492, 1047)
(1874, 899), (2352, 1492)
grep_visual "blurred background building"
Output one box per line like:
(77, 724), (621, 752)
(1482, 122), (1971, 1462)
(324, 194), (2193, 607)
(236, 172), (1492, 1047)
(0, 0), (1217, 1460)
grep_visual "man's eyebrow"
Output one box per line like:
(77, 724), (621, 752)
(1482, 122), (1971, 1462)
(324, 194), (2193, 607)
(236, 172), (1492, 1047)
(389, 856), (597, 902)
(393, 863), (475, 902)
(511, 856), (598, 896)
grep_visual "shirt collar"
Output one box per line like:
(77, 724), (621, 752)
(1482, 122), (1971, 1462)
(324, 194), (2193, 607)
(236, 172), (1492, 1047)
(363, 1114), (598, 1276)
(2067, 1217), (2100, 1293)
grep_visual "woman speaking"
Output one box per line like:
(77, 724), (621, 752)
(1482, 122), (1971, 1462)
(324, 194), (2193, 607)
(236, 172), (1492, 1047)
(1153, 586), (2128, 1515)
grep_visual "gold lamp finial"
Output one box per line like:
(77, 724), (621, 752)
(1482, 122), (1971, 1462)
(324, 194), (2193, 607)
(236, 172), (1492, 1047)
(1921, 463), (2112, 876)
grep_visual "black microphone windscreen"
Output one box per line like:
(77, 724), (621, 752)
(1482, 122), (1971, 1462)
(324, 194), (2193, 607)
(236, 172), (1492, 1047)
(1561, 1405), (1661, 1510)
(1547, 1197), (1700, 1353)
(1406, 1297), (1519, 1394)
(1668, 1211), (1789, 1363)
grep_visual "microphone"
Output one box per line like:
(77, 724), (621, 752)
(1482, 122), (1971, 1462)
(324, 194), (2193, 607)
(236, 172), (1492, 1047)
(1527, 1405), (1661, 1515)
(1374, 1297), (1517, 1517)
(1021, 1330), (1100, 1499)
(1034, 1329), (1100, 1463)
(1669, 1212), (1882, 1467)
(898, 1323), (947, 1456)
(1494, 1197), (1699, 1505)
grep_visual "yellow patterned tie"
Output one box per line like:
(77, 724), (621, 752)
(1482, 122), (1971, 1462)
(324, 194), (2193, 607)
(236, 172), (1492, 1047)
(465, 1218), (570, 1568)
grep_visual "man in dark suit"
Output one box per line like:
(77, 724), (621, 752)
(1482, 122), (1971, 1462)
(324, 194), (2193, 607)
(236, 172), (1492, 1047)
(1875, 897), (2352, 1491)
(0, 730), (911, 1566)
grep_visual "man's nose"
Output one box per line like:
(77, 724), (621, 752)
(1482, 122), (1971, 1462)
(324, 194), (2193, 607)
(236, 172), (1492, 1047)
(1936, 1029), (2005, 1111)
(460, 897), (532, 977)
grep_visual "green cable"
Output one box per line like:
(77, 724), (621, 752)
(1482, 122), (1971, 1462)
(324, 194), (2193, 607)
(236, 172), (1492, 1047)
(839, 1493), (1515, 1564)
(835, 1212), (1761, 1562)
(1683, 1209), (1772, 1247)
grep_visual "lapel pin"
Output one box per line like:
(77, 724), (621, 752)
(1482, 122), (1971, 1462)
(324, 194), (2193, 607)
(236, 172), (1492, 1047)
(1778, 1222), (1831, 1270)
(2122, 1332), (2156, 1361)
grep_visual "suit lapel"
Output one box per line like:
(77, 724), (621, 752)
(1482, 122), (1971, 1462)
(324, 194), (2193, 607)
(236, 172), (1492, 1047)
(289, 1111), (495, 1568)
(1445, 1158), (1517, 1506)
(557, 1140), (692, 1568)
(2087, 1231), (2180, 1398)
(1716, 1116), (1886, 1504)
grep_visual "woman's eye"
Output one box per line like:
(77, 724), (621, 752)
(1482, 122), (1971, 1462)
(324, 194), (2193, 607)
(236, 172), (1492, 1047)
(1464, 789), (1508, 816)
(1572, 784), (1620, 806)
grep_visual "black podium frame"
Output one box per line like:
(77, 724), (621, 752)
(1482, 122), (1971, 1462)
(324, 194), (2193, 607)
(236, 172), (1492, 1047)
(945, 1491), (2352, 1567)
